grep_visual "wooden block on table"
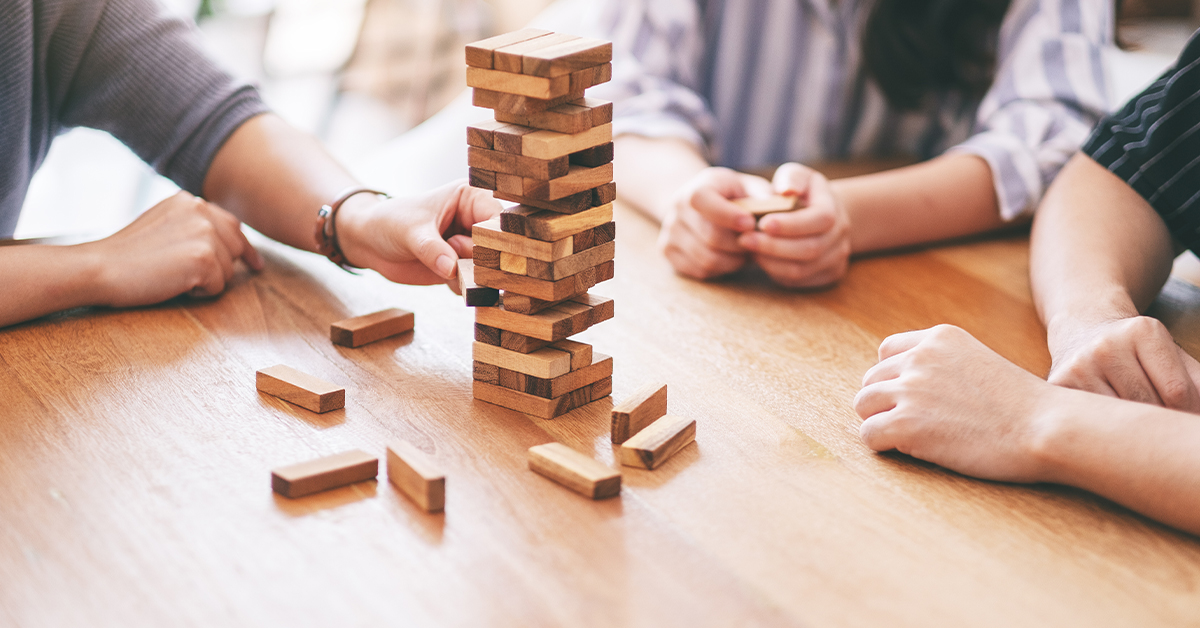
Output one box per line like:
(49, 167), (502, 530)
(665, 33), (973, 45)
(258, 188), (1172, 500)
(496, 123), (613, 160)
(475, 263), (603, 304)
(521, 37), (613, 77)
(272, 449), (377, 498)
(468, 146), (569, 180)
(619, 415), (696, 470)
(522, 164), (615, 202)
(501, 202), (613, 241)
(466, 119), (509, 149)
(525, 241), (616, 280)
(386, 440), (446, 512)
(500, 354), (613, 398)
(468, 167), (496, 191)
(493, 32), (579, 73)
(473, 246), (501, 269)
(330, 308), (414, 348)
(473, 341), (572, 378)
(472, 218), (574, 262)
(475, 375), (612, 420)
(466, 28), (551, 69)
(570, 142), (614, 167)
(466, 66), (571, 100)
(494, 181), (615, 215)
(732, 195), (803, 217)
(495, 98), (614, 135)
(475, 293), (614, 342)
(475, 323), (553, 353)
(256, 365), (345, 413)
(458, 259), (500, 307)
(528, 442), (621, 499)
(611, 383), (668, 444)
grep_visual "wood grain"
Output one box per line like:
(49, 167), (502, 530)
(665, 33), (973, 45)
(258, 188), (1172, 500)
(458, 259), (499, 307)
(528, 442), (621, 499)
(494, 98), (613, 135)
(496, 241), (616, 281)
(330, 308), (414, 347)
(472, 342), (572, 379)
(611, 383), (668, 444)
(501, 203), (614, 242)
(473, 263), (602, 302)
(271, 449), (378, 498)
(468, 146), (569, 180)
(510, 123), (613, 160)
(474, 376), (612, 419)
(465, 28), (551, 69)
(619, 414), (696, 470)
(520, 38), (613, 77)
(474, 294), (615, 342)
(466, 67), (570, 100)
(494, 180), (616, 214)
(386, 440), (446, 512)
(256, 364), (346, 413)
(492, 32), (578, 73)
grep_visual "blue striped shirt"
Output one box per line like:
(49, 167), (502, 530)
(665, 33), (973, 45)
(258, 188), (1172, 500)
(589, 0), (1113, 220)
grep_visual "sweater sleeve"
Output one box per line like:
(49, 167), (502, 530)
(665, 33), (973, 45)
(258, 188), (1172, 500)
(57, 0), (268, 195)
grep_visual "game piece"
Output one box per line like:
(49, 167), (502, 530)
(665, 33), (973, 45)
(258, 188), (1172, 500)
(468, 146), (569, 179)
(473, 218), (573, 261)
(256, 364), (345, 413)
(271, 449), (378, 498)
(475, 323), (553, 353)
(501, 203), (613, 241)
(494, 98), (613, 135)
(466, 119), (508, 148)
(521, 164), (615, 201)
(498, 123), (613, 160)
(570, 142), (614, 167)
(465, 28), (551, 69)
(474, 262), (604, 302)
(475, 293), (614, 342)
(458, 259), (500, 307)
(619, 414), (696, 470)
(330, 308), (415, 348)
(474, 376), (611, 419)
(386, 440), (446, 512)
(732, 195), (803, 217)
(521, 37), (613, 77)
(473, 246), (501, 269)
(466, 66), (572, 100)
(497, 354), (613, 399)
(551, 338), (592, 369)
(527, 442), (621, 499)
(468, 167), (497, 190)
(493, 32), (579, 73)
(494, 181), (614, 214)
(473, 341), (573, 378)
(611, 383), (668, 444)
(524, 241), (615, 281)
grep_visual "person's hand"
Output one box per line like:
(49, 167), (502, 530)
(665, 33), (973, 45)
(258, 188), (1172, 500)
(84, 191), (262, 307)
(1046, 315), (1200, 412)
(338, 180), (502, 285)
(658, 167), (768, 279)
(854, 324), (1060, 483)
(737, 163), (850, 288)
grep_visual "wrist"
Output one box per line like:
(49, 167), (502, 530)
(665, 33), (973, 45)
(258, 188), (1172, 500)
(1024, 384), (1087, 485)
(65, 242), (113, 307)
(1044, 290), (1139, 357)
(334, 192), (385, 268)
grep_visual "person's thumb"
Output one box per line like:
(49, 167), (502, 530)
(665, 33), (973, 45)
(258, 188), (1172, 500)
(403, 223), (458, 280)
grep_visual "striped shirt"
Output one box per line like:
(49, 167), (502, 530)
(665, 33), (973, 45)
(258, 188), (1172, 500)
(589, 0), (1113, 221)
(1085, 30), (1200, 253)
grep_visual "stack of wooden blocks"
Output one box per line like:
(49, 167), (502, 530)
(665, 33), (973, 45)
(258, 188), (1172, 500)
(462, 29), (616, 419)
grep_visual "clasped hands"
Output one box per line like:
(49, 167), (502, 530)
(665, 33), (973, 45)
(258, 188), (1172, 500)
(660, 162), (851, 287)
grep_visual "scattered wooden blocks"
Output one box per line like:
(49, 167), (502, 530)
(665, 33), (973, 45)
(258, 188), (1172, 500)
(611, 383), (668, 444)
(330, 308), (415, 348)
(459, 259), (500, 307)
(271, 449), (378, 498)
(386, 440), (446, 512)
(619, 415), (696, 470)
(528, 442), (621, 499)
(732, 195), (803, 217)
(256, 365), (345, 413)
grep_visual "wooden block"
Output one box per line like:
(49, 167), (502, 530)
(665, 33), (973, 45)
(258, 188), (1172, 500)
(458, 259), (499, 307)
(593, 181), (617, 205)
(499, 251), (527, 274)
(256, 365), (345, 413)
(493, 181), (615, 215)
(475, 375), (611, 420)
(571, 62), (612, 91)
(611, 383), (668, 444)
(386, 440), (446, 512)
(473, 359), (500, 383)
(466, 28), (551, 69)
(477, 323), (553, 354)
(492, 123), (541, 155)
(495, 172), (523, 196)
(570, 142), (614, 167)
(469, 146), (569, 180)
(507, 123), (613, 160)
(475, 294), (614, 342)
(528, 442), (621, 498)
(474, 263), (601, 302)
(500, 202), (613, 241)
(473, 341), (572, 378)
(521, 37), (613, 77)
(473, 246), (500, 269)
(552, 338), (592, 370)
(330, 308), (414, 348)
(732, 195), (803, 217)
(522, 164), (615, 202)
(620, 415), (696, 470)
(468, 167), (496, 191)
(525, 241), (616, 280)
(473, 85), (585, 115)
(466, 119), (509, 149)
(505, 353), (613, 398)
(493, 32), (579, 73)
(466, 66), (570, 100)
(494, 98), (614, 135)
(272, 449), (377, 498)
(499, 292), (568, 316)
(473, 218), (574, 262)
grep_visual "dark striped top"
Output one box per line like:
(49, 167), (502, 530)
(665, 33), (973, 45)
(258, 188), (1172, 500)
(0, 0), (267, 237)
(1084, 30), (1200, 253)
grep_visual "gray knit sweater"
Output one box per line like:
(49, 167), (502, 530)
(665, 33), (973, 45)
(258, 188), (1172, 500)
(0, 0), (268, 237)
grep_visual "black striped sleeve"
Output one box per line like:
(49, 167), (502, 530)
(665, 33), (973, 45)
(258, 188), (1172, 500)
(1083, 30), (1200, 253)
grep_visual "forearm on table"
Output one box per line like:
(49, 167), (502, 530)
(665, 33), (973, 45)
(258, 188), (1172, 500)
(613, 134), (708, 223)
(1035, 387), (1200, 535)
(1030, 153), (1175, 345)
(0, 244), (103, 328)
(202, 114), (361, 253)
(832, 153), (1005, 254)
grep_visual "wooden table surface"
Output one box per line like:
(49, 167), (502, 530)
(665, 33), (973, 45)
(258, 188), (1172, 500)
(4, 202), (1200, 627)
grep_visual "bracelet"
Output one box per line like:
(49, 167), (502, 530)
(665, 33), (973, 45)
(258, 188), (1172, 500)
(314, 186), (389, 273)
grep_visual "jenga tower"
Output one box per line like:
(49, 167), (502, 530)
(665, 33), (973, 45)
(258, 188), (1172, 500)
(461, 29), (616, 419)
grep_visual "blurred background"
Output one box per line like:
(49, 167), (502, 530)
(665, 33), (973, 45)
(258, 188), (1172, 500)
(12, 0), (1200, 240)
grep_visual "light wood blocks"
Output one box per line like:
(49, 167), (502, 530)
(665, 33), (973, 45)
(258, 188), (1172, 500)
(330, 308), (415, 348)
(611, 383), (668, 444)
(619, 414), (696, 470)
(386, 441), (446, 512)
(271, 449), (378, 498)
(528, 443), (621, 499)
(256, 364), (345, 413)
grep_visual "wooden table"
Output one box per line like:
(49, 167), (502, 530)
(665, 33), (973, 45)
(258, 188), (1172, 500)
(3, 202), (1200, 627)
